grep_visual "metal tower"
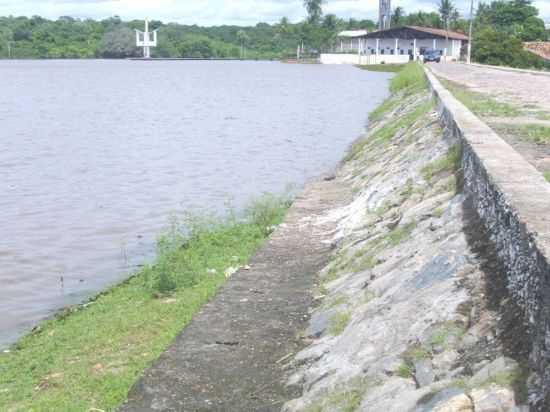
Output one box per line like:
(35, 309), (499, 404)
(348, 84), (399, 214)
(379, 0), (391, 31)
(135, 19), (158, 59)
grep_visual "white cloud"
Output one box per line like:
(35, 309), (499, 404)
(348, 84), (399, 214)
(0, 0), (548, 25)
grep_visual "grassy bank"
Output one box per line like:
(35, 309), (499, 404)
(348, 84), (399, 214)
(356, 64), (406, 73)
(0, 195), (290, 411)
(345, 62), (428, 162)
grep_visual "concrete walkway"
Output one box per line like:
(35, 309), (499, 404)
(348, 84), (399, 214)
(429, 63), (550, 111)
(119, 176), (351, 411)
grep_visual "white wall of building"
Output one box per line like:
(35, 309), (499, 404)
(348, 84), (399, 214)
(323, 36), (464, 64)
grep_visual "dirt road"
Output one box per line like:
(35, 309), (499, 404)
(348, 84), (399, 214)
(429, 63), (550, 111)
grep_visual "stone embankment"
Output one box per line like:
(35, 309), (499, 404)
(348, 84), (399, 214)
(282, 66), (550, 411)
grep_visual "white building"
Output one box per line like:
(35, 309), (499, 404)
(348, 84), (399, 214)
(321, 26), (469, 65)
(335, 30), (369, 53)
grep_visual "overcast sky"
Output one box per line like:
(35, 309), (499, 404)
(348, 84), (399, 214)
(0, 0), (548, 26)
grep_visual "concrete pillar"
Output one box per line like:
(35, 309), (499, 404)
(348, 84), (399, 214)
(376, 38), (380, 62)
(413, 38), (417, 59)
(395, 38), (398, 55)
(433, 39), (436, 49)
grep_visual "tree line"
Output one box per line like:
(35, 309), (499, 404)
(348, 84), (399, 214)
(0, 0), (548, 68)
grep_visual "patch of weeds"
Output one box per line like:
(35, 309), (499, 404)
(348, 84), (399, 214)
(398, 343), (431, 379)
(399, 179), (414, 201)
(421, 145), (462, 182)
(403, 344), (431, 363)
(433, 207), (445, 218)
(390, 62), (427, 95)
(344, 137), (370, 162)
(429, 322), (465, 350)
(544, 171), (550, 182)
(439, 78), (521, 118)
(386, 221), (417, 247)
(370, 100), (434, 144)
(437, 175), (458, 194)
(372, 200), (393, 217)
(328, 311), (352, 336)
(325, 295), (348, 309)
(358, 64), (405, 73)
(303, 377), (371, 412)
(479, 368), (529, 404)
(534, 111), (550, 121)
(493, 123), (550, 145)
(354, 255), (377, 272)
(397, 362), (414, 378)
(369, 95), (401, 122)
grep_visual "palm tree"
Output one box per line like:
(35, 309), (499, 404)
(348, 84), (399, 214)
(438, 0), (458, 59)
(304, 0), (324, 25)
(391, 7), (406, 26)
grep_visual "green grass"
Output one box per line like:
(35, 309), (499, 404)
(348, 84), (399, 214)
(544, 171), (550, 182)
(346, 63), (429, 162)
(386, 221), (417, 247)
(357, 64), (405, 73)
(429, 322), (465, 349)
(303, 377), (370, 412)
(421, 145), (462, 182)
(0, 195), (290, 412)
(328, 311), (352, 336)
(493, 124), (550, 145)
(439, 78), (521, 118)
(368, 95), (401, 122)
(397, 362), (414, 378)
(390, 62), (427, 95)
(534, 111), (550, 121)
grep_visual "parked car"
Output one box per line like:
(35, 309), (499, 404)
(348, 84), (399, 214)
(423, 49), (441, 63)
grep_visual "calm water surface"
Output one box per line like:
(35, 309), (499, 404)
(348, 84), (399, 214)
(0, 60), (390, 348)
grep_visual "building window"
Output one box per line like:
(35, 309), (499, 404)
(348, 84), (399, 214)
(390, 49), (395, 55)
(400, 49), (405, 55)
(380, 49), (385, 55)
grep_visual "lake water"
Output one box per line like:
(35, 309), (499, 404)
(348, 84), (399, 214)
(0, 60), (390, 348)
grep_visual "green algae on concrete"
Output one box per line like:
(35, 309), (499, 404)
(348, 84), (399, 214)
(0, 195), (289, 412)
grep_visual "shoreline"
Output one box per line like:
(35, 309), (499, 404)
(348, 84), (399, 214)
(0, 64), (396, 410)
(0, 195), (290, 410)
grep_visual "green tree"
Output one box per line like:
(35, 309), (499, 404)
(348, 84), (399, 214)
(473, 26), (545, 68)
(237, 29), (249, 58)
(99, 26), (138, 58)
(304, 0), (325, 25)
(391, 7), (406, 26)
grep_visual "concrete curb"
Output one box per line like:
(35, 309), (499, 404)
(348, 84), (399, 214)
(425, 66), (550, 410)
(459, 62), (550, 77)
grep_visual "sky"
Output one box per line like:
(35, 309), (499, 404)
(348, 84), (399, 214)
(0, 0), (548, 26)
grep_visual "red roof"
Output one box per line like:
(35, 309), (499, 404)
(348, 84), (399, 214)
(407, 26), (469, 41)
(364, 25), (469, 41)
(524, 42), (550, 60)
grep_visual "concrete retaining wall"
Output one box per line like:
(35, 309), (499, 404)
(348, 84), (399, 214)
(425, 68), (550, 410)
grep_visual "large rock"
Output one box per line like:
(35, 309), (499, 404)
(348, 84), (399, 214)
(414, 359), (435, 387)
(434, 394), (474, 412)
(468, 357), (519, 387)
(470, 384), (517, 411)
(416, 388), (470, 412)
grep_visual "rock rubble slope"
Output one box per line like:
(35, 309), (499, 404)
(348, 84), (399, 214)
(283, 84), (529, 412)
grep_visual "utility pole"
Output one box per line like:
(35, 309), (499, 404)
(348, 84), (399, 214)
(467, 0), (475, 64)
